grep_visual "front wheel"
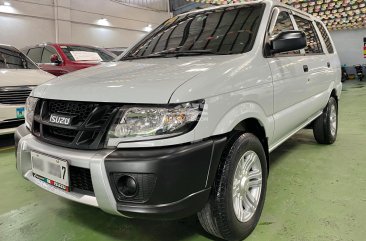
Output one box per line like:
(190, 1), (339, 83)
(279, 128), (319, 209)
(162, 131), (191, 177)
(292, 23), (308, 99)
(198, 133), (267, 241)
(313, 96), (338, 144)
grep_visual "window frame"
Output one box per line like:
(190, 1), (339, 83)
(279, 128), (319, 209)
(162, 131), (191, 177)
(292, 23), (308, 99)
(264, 6), (326, 58)
(314, 20), (335, 54)
(27, 47), (44, 63)
(40, 46), (62, 64)
(264, 7), (305, 58)
(292, 13), (325, 56)
(0, 46), (38, 70)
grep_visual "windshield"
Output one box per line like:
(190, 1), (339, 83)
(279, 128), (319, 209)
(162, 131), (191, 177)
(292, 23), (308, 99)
(0, 46), (38, 69)
(123, 4), (264, 60)
(60, 45), (115, 62)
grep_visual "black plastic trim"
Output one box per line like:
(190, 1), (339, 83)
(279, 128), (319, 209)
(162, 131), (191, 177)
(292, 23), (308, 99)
(118, 188), (211, 220)
(105, 136), (227, 219)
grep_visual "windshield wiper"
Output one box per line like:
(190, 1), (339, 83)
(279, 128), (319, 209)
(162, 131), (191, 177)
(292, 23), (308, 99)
(155, 49), (218, 56)
(123, 49), (224, 60)
(122, 53), (167, 60)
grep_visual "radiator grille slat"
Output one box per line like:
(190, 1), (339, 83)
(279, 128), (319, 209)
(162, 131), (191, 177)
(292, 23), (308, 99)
(0, 86), (33, 104)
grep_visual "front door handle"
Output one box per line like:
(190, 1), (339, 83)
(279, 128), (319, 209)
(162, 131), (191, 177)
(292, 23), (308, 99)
(303, 65), (309, 72)
(327, 62), (331, 68)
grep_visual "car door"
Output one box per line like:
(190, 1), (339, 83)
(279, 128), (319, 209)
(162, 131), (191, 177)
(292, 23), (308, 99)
(266, 8), (312, 144)
(292, 15), (331, 114)
(38, 46), (65, 76)
(315, 20), (341, 94)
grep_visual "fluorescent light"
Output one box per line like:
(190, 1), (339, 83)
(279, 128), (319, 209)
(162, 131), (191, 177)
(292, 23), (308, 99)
(144, 24), (153, 32)
(0, 1), (16, 13)
(97, 17), (109, 26)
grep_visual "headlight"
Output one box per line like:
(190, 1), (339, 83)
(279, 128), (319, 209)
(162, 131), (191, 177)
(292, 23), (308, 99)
(25, 96), (38, 130)
(107, 100), (204, 144)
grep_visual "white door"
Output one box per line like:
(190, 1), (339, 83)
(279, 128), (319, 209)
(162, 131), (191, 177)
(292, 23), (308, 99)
(292, 15), (331, 114)
(266, 9), (312, 143)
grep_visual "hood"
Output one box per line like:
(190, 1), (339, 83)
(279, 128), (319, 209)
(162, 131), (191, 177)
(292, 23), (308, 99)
(34, 56), (229, 104)
(0, 69), (54, 87)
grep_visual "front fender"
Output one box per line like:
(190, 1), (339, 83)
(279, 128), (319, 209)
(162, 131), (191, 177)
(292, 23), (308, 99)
(213, 102), (274, 143)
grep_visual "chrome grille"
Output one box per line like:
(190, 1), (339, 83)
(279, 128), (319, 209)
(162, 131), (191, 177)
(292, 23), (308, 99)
(0, 86), (33, 105)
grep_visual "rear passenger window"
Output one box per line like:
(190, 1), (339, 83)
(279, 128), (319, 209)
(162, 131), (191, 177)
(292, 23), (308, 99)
(271, 11), (300, 55)
(27, 47), (43, 63)
(294, 16), (323, 55)
(315, 22), (334, 54)
(0, 47), (37, 69)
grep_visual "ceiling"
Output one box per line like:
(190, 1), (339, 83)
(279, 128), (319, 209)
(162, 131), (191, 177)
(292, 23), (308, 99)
(184, 0), (366, 31)
(111, 0), (169, 11)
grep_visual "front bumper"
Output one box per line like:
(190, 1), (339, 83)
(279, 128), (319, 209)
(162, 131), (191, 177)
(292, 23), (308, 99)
(0, 104), (25, 135)
(15, 124), (227, 219)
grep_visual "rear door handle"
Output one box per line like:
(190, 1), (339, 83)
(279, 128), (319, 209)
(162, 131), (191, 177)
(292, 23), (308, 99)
(303, 65), (309, 72)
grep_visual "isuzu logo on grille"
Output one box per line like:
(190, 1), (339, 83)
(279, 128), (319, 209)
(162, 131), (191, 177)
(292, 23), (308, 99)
(49, 114), (72, 126)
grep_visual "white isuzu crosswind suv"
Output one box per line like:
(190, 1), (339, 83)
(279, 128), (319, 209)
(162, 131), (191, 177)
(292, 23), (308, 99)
(15, 1), (341, 240)
(0, 45), (54, 135)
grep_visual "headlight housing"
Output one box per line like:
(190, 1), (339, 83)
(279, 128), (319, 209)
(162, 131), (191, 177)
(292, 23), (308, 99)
(25, 96), (38, 130)
(107, 100), (204, 144)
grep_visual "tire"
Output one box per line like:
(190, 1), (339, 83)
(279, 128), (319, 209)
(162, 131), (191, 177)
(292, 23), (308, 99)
(313, 96), (338, 144)
(198, 133), (268, 241)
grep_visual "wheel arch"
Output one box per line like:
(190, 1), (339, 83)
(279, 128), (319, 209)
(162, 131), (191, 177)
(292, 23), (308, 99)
(232, 118), (270, 172)
(330, 88), (338, 102)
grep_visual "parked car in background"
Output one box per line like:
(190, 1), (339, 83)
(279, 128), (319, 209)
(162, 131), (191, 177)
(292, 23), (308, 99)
(0, 44), (54, 135)
(105, 47), (127, 56)
(14, 1), (342, 240)
(22, 43), (116, 76)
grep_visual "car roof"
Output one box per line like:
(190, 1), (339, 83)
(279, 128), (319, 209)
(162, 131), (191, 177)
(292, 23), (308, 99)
(22, 43), (105, 50)
(178, 0), (317, 21)
(0, 44), (18, 50)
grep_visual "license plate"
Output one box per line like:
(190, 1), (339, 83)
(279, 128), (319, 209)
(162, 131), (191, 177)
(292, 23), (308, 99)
(31, 152), (70, 192)
(16, 107), (25, 119)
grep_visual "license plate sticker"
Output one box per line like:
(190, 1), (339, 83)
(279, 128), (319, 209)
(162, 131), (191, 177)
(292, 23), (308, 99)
(16, 107), (25, 119)
(31, 152), (70, 192)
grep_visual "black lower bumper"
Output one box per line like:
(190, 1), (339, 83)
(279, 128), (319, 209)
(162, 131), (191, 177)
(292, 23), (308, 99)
(105, 136), (227, 219)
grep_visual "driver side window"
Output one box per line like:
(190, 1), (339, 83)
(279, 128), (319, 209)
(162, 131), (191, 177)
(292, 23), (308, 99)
(271, 11), (300, 55)
(41, 46), (58, 63)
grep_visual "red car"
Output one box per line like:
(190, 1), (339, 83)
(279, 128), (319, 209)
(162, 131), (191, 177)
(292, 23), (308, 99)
(21, 43), (116, 76)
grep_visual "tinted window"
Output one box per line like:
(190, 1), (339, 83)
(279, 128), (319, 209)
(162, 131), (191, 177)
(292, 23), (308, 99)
(272, 11), (294, 36)
(27, 47), (43, 63)
(294, 16), (323, 54)
(271, 11), (300, 55)
(0, 47), (38, 69)
(41, 46), (58, 63)
(315, 22), (334, 54)
(60, 46), (114, 62)
(125, 4), (264, 59)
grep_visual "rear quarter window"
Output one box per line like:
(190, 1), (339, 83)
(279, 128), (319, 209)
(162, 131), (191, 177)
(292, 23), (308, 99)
(315, 21), (334, 54)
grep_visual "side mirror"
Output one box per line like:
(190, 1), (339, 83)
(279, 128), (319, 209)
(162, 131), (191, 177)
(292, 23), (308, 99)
(270, 30), (307, 55)
(50, 54), (62, 65)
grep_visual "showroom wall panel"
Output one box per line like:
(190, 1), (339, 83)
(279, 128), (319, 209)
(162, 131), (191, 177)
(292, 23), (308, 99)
(71, 23), (146, 48)
(330, 29), (366, 66)
(0, 14), (55, 48)
(0, 0), (170, 49)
